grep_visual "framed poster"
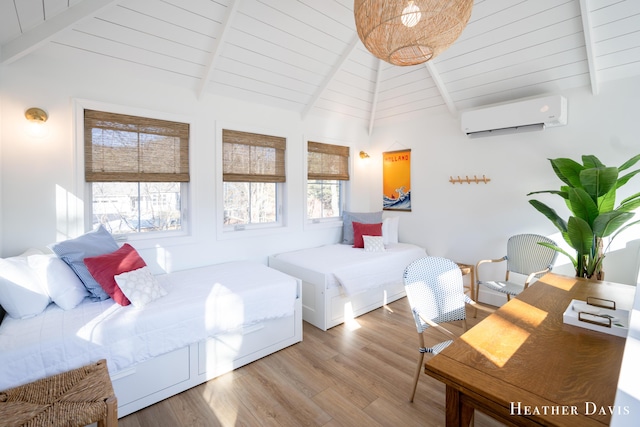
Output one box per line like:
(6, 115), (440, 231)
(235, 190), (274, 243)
(383, 149), (411, 211)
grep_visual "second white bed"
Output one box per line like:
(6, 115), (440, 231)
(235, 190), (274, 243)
(269, 243), (426, 330)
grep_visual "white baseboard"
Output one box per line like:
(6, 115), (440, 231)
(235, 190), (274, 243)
(477, 287), (508, 308)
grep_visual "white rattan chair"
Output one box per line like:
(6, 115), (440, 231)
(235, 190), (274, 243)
(403, 256), (476, 402)
(476, 234), (558, 302)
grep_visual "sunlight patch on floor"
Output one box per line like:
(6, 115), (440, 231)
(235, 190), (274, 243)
(343, 302), (361, 330)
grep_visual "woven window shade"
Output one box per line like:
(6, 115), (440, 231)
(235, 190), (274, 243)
(223, 129), (286, 183)
(307, 141), (350, 181)
(84, 109), (190, 182)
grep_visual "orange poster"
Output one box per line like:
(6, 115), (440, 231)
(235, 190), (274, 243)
(383, 149), (411, 211)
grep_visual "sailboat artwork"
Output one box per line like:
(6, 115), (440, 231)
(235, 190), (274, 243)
(383, 149), (411, 211)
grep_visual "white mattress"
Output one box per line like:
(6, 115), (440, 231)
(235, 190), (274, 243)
(0, 261), (298, 391)
(271, 243), (426, 295)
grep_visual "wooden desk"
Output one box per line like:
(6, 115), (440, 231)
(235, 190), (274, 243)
(424, 273), (635, 427)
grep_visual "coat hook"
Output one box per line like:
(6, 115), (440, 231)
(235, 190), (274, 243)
(449, 174), (491, 184)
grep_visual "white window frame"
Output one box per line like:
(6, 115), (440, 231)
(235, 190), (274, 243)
(223, 181), (282, 229)
(216, 122), (287, 238)
(303, 136), (351, 230)
(74, 99), (194, 245)
(306, 179), (345, 224)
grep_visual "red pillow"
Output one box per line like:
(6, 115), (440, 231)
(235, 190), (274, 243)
(83, 244), (147, 306)
(352, 221), (383, 248)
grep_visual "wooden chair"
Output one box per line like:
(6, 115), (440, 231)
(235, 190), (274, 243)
(476, 233), (558, 302)
(0, 359), (117, 427)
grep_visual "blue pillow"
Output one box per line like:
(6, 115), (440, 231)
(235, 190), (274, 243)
(49, 225), (119, 301)
(342, 211), (383, 245)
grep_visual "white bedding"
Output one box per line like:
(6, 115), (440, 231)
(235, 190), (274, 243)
(271, 243), (426, 295)
(0, 261), (298, 391)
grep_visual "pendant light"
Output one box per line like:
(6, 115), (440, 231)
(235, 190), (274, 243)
(354, 0), (474, 66)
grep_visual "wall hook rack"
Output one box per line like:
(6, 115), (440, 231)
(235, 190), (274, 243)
(449, 175), (491, 184)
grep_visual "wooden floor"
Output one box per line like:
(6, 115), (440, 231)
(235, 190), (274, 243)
(119, 298), (504, 427)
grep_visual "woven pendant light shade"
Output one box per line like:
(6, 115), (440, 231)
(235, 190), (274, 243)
(354, 0), (474, 66)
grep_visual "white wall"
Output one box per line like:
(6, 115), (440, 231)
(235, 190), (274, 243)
(0, 44), (372, 272)
(2, 42), (640, 287)
(366, 76), (640, 294)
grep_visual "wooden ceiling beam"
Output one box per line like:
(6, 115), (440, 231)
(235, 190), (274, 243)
(368, 60), (382, 135)
(301, 35), (360, 120)
(579, 0), (599, 95)
(0, 0), (120, 64)
(197, 0), (241, 100)
(425, 61), (457, 117)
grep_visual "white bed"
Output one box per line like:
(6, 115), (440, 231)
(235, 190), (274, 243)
(268, 243), (426, 330)
(0, 260), (302, 417)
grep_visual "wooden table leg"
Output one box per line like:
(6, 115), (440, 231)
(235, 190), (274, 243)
(469, 267), (476, 302)
(445, 385), (474, 427)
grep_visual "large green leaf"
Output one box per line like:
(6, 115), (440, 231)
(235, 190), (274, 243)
(616, 168), (640, 189)
(619, 153), (640, 171)
(616, 197), (640, 212)
(597, 188), (616, 213)
(538, 242), (577, 268)
(526, 189), (568, 199)
(592, 211), (635, 237)
(611, 219), (640, 241)
(579, 167), (618, 201)
(528, 200), (568, 232)
(567, 187), (599, 226)
(560, 185), (574, 211)
(550, 158), (584, 188)
(582, 155), (605, 169)
(567, 216), (594, 255)
(618, 194), (640, 212)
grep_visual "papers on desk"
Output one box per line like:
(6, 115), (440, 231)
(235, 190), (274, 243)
(563, 299), (630, 338)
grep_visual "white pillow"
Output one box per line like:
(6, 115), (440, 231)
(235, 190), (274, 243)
(0, 250), (51, 319)
(364, 235), (386, 252)
(28, 254), (89, 310)
(114, 266), (167, 308)
(382, 216), (399, 245)
(48, 225), (120, 301)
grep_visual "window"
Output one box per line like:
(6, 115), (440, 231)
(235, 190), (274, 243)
(222, 129), (286, 228)
(307, 141), (349, 220)
(84, 109), (189, 235)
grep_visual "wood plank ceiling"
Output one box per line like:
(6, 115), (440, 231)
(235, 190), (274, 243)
(1, 0), (639, 132)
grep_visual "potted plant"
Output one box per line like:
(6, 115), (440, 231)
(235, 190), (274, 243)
(527, 154), (640, 280)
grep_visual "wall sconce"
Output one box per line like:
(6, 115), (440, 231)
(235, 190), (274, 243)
(25, 107), (49, 138)
(359, 151), (370, 159)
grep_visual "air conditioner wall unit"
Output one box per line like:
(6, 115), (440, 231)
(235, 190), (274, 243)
(461, 95), (567, 138)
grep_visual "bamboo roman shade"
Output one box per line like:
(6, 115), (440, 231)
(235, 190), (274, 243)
(84, 109), (190, 182)
(307, 141), (350, 180)
(223, 129), (286, 183)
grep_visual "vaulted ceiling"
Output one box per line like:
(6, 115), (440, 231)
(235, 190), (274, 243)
(2, 0), (639, 132)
